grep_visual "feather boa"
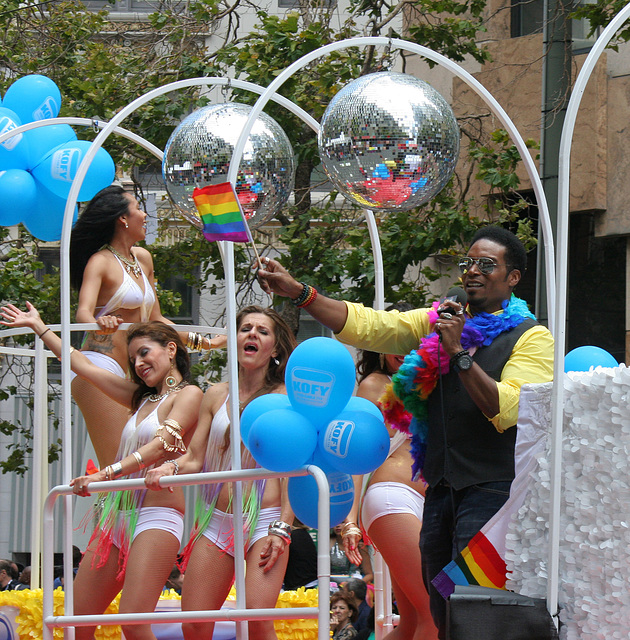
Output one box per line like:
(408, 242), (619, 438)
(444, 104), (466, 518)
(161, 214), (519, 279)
(380, 294), (535, 480)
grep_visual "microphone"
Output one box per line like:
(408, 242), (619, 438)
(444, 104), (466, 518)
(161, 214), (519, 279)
(437, 286), (467, 317)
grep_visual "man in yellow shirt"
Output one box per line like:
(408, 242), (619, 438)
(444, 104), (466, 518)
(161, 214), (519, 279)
(258, 226), (553, 638)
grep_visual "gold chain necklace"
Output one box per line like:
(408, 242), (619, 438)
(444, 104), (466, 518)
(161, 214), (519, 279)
(105, 244), (142, 278)
(147, 381), (188, 403)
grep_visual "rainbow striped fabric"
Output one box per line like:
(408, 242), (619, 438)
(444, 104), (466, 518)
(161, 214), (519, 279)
(432, 530), (508, 600)
(193, 182), (252, 243)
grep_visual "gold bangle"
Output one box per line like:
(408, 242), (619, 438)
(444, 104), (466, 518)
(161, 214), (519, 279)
(56, 346), (75, 362)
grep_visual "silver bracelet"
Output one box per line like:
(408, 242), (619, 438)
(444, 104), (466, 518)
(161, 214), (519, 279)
(132, 451), (146, 470)
(110, 461), (123, 479)
(268, 520), (292, 544)
(164, 459), (179, 475)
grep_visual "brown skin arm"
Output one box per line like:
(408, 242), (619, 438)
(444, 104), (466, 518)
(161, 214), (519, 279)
(257, 258), (349, 334)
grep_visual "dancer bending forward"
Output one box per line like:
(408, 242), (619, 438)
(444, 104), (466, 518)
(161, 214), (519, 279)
(342, 337), (438, 640)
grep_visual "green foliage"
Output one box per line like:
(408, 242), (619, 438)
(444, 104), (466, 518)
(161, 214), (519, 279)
(570, 0), (630, 46)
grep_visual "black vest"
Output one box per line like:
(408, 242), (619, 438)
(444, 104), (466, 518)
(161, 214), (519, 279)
(425, 318), (538, 490)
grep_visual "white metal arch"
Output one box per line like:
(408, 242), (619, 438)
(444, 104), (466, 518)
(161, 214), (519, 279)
(547, 3), (630, 621)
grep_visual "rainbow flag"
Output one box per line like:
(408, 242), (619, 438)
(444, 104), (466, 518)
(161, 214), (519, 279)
(431, 383), (553, 601)
(432, 530), (508, 600)
(193, 182), (252, 243)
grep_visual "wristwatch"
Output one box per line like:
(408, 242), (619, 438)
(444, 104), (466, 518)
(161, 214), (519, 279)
(451, 349), (473, 372)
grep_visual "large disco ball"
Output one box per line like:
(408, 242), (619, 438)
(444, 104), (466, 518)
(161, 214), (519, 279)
(318, 72), (460, 211)
(163, 103), (295, 230)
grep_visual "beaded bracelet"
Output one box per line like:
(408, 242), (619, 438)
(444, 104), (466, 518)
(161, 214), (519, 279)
(291, 283), (318, 309)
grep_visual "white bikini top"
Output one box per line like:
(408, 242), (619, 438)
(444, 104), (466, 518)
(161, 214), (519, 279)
(96, 253), (156, 322)
(116, 397), (168, 475)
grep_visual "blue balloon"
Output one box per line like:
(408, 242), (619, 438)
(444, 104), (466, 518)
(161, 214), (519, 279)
(24, 123), (77, 170)
(240, 393), (291, 447)
(31, 140), (116, 202)
(3, 74), (61, 124)
(0, 169), (37, 226)
(565, 346), (618, 373)
(248, 408), (317, 472)
(22, 180), (77, 242)
(285, 337), (356, 427)
(318, 409), (389, 475)
(345, 396), (384, 421)
(0, 107), (31, 171)
(288, 452), (354, 528)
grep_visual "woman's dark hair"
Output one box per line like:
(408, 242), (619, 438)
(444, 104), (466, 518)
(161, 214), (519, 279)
(70, 185), (131, 291)
(236, 305), (297, 403)
(356, 301), (413, 383)
(330, 591), (359, 623)
(126, 322), (190, 412)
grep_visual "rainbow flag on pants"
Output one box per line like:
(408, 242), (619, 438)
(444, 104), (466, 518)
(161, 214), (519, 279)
(193, 182), (253, 243)
(432, 383), (553, 600)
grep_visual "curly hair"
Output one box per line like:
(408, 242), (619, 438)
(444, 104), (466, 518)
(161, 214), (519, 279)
(69, 185), (131, 291)
(356, 301), (413, 383)
(126, 322), (190, 412)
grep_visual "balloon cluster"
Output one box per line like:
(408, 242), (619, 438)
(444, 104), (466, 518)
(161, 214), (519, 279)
(242, 337), (390, 528)
(0, 74), (116, 241)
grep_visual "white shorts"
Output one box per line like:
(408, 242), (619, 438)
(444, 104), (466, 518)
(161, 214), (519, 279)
(201, 506), (282, 557)
(111, 506), (184, 549)
(361, 481), (425, 531)
(72, 351), (126, 381)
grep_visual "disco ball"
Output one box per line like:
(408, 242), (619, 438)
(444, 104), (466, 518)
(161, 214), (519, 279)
(318, 72), (460, 211)
(163, 103), (295, 230)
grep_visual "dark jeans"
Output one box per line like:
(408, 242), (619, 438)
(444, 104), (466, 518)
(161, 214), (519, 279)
(419, 481), (512, 639)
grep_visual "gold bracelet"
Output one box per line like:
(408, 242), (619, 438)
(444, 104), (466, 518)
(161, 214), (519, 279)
(56, 346), (75, 362)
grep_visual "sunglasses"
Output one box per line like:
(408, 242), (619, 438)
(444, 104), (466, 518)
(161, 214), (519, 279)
(458, 257), (509, 275)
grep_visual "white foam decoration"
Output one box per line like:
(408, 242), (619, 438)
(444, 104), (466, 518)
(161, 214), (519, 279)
(505, 366), (630, 639)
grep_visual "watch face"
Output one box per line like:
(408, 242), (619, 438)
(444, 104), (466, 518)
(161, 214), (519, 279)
(456, 354), (473, 371)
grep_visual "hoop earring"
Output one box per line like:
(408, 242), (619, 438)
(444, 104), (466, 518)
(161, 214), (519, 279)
(165, 360), (177, 388)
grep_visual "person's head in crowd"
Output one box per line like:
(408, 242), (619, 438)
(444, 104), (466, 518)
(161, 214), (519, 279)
(18, 566), (31, 587)
(342, 577), (368, 606)
(73, 545), (83, 568)
(0, 559), (15, 588)
(330, 590), (359, 625)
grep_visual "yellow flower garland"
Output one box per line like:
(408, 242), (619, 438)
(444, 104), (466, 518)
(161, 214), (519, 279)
(0, 587), (321, 640)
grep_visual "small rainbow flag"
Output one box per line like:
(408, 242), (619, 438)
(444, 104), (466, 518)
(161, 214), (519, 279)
(193, 182), (252, 243)
(431, 530), (508, 600)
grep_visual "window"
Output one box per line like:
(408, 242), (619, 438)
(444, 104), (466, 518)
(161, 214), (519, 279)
(511, 0), (545, 38)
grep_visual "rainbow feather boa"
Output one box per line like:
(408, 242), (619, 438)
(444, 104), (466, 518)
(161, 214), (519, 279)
(379, 294), (535, 480)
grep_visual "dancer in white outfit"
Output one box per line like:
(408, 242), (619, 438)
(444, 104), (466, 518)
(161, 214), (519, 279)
(341, 303), (438, 640)
(70, 185), (222, 468)
(0, 304), (202, 640)
(147, 305), (297, 640)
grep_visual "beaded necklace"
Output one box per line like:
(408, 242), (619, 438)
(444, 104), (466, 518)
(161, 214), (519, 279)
(105, 244), (142, 278)
(380, 294), (535, 480)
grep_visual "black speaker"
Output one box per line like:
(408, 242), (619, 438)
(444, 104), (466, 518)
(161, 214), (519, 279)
(447, 585), (559, 640)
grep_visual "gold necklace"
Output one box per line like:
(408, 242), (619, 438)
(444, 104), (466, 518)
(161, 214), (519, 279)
(106, 244), (142, 278)
(147, 381), (188, 402)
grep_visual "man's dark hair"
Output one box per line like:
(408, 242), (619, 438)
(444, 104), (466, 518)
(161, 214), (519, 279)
(470, 225), (527, 274)
(345, 577), (368, 601)
(0, 559), (16, 579)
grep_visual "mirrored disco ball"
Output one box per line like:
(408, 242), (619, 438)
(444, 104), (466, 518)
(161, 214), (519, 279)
(163, 103), (295, 230)
(318, 72), (460, 211)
